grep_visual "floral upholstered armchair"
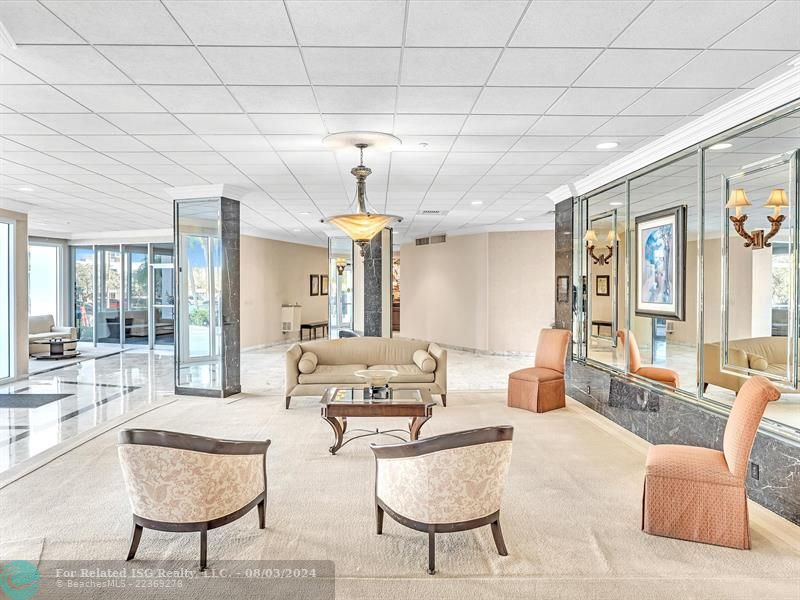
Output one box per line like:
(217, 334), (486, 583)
(118, 429), (270, 571)
(371, 426), (513, 574)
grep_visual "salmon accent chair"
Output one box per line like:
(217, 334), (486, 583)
(508, 329), (571, 413)
(617, 329), (680, 388)
(642, 376), (780, 549)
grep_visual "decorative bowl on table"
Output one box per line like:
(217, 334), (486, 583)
(354, 369), (398, 401)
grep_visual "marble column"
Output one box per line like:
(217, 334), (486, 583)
(363, 228), (392, 337)
(554, 198), (573, 332)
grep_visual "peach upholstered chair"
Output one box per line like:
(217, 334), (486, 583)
(617, 329), (680, 388)
(118, 429), (270, 570)
(642, 376), (780, 549)
(508, 328), (571, 413)
(371, 426), (513, 574)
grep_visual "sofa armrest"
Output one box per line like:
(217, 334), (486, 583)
(703, 343), (747, 393)
(285, 344), (303, 395)
(428, 343), (447, 394)
(52, 326), (77, 338)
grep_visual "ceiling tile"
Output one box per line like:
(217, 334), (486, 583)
(621, 88), (734, 115)
(490, 48), (600, 86)
(287, 0), (404, 46)
(0, 114), (56, 135)
(394, 115), (467, 136)
(324, 114), (394, 133)
(99, 46), (218, 85)
(527, 115), (607, 136)
(315, 86), (396, 113)
(228, 86), (318, 113)
(461, 114), (537, 135)
(405, 0), (526, 46)
(71, 135), (152, 152)
(57, 85), (165, 112)
(43, 0), (190, 44)
(577, 49), (702, 87)
(0, 57), (42, 84)
(510, 136), (581, 152)
(162, 151), (228, 165)
(201, 135), (272, 152)
(29, 113), (124, 134)
(165, 0), (295, 45)
(101, 113), (190, 135)
(714, 1), (800, 50)
(510, 1), (647, 47)
(201, 47), (308, 85)
(5, 46), (127, 84)
(402, 48), (500, 85)
(0, 1), (84, 43)
(143, 85), (240, 113)
(613, 1), (767, 48)
(6, 135), (90, 152)
(660, 50), (796, 88)
(134, 135), (211, 152)
(176, 114), (259, 135)
(250, 114), (326, 135)
(304, 48), (400, 85)
(396, 87), (481, 114)
(451, 136), (518, 152)
(547, 88), (647, 116)
(0, 85), (87, 112)
(473, 87), (564, 115)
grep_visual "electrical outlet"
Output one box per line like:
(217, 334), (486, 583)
(587, 384), (591, 395)
(749, 462), (759, 480)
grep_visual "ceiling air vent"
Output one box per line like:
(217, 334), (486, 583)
(417, 209), (448, 216)
(430, 234), (446, 244)
(415, 237), (430, 246)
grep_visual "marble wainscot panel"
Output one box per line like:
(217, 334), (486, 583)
(364, 229), (391, 337)
(566, 360), (800, 525)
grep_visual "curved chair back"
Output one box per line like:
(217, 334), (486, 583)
(118, 429), (270, 524)
(534, 329), (571, 373)
(371, 426), (513, 525)
(617, 329), (642, 372)
(723, 376), (780, 479)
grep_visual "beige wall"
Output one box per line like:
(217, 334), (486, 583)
(240, 235), (328, 349)
(400, 231), (555, 353)
(1, 209), (28, 378)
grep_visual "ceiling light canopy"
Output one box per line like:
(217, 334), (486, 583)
(323, 136), (402, 256)
(596, 141), (619, 150)
(322, 131), (402, 151)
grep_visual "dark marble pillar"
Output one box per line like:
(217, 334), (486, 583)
(364, 228), (391, 337)
(554, 198), (573, 332)
(220, 196), (241, 396)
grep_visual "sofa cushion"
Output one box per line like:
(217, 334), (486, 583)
(748, 354), (769, 372)
(29, 314), (55, 335)
(298, 352), (318, 374)
(369, 364), (434, 383)
(29, 332), (61, 341)
(295, 337), (431, 367)
(412, 350), (436, 373)
(298, 364), (368, 385)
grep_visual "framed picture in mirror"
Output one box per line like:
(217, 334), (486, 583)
(556, 276), (569, 303)
(320, 274), (329, 296)
(310, 274), (320, 296)
(635, 205), (687, 320)
(596, 275), (610, 296)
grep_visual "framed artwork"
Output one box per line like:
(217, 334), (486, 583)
(556, 276), (569, 303)
(635, 205), (687, 320)
(309, 274), (319, 296)
(595, 275), (610, 296)
(320, 274), (329, 296)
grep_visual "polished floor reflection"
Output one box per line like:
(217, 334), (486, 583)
(0, 349), (175, 473)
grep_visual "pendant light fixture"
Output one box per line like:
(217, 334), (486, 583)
(322, 133), (403, 257)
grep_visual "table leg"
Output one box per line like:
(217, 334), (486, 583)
(340, 416), (347, 435)
(323, 416), (344, 454)
(409, 416), (430, 441)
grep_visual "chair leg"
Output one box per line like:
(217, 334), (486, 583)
(285, 396), (291, 409)
(441, 394), (447, 407)
(257, 498), (266, 529)
(126, 522), (143, 561)
(376, 504), (384, 534)
(199, 529), (208, 571)
(427, 530), (436, 575)
(491, 518), (508, 556)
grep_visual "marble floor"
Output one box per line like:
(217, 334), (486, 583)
(0, 344), (532, 478)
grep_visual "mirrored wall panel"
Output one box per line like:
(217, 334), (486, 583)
(328, 237), (354, 339)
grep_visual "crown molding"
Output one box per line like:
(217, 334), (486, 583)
(547, 61), (800, 203)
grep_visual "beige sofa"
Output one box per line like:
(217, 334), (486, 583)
(285, 337), (447, 409)
(704, 337), (791, 393)
(29, 314), (78, 355)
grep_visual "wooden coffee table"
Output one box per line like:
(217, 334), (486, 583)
(320, 387), (435, 455)
(31, 338), (80, 360)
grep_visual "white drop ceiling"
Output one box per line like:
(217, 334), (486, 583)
(0, 0), (798, 245)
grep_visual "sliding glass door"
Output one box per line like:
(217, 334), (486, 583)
(96, 246), (122, 344)
(28, 243), (60, 321)
(0, 221), (13, 381)
(151, 243), (175, 347)
(71, 247), (94, 341)
(123, 245), (149, 345)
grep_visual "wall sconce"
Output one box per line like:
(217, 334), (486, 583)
(335, 257), (347, 275)
(584, 229), (616, 265)
(726, 187), (788, 249)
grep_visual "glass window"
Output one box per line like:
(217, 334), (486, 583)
(0, 221), (12, 380)
(71, 246), (94, 342)
(328, 237), (353, 338)
(96, 246), (122, 344)
(28, 244), (60, 320)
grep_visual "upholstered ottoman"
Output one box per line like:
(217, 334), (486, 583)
(508, 367), (565, 413)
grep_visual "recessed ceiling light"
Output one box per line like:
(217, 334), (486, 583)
(18, 187), (34, 192)
(596, 142), (619, 150)
(609, 201), (623, 206)
(292, 228), (301, 232)
(709, 143), (732, 150)
(514, 217), (525, 222)
(297, 211), (310, 216)
(471, 201), (483, 206)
